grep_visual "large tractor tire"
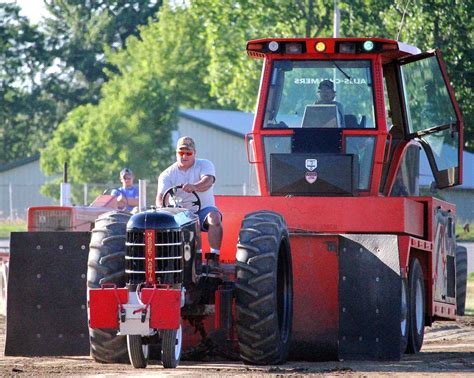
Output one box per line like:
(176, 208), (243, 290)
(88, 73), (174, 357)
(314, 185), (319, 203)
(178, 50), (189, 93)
(87, 211), (131, 364)
(456, 245), (468, 316)
(406, 257), (425, 354)
(235, 211), (293, 365)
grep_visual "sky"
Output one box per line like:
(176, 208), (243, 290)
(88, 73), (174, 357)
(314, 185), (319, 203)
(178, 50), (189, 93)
(8, 0), (49, 24)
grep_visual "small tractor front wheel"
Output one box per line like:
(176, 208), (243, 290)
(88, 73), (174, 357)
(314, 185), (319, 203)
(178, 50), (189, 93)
(235, 210), (293, 365)
(127, 335), (149, 368)
(87, 211), (131, 363)
(406, 257), (425, 353)
(161, 325), (182, 368)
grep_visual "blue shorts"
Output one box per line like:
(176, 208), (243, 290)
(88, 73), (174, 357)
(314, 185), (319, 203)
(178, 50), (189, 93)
(197, 206), (222, 232)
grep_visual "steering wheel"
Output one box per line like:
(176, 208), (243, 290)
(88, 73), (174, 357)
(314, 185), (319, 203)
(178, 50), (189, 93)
(161, 185), (201, 213)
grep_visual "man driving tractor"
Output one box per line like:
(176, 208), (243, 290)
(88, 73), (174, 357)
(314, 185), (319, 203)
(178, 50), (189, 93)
(156, 136), (223, 267)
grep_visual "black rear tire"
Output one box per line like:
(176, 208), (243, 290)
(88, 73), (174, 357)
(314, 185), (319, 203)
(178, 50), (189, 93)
(456, 245), (468, 316)
(406, 258), (425, 354)
(235, 211), (292, 365)
(87, 211), (131, 363)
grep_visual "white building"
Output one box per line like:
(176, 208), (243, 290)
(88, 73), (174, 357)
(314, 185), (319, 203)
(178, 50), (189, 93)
(0, 155), (55, 219)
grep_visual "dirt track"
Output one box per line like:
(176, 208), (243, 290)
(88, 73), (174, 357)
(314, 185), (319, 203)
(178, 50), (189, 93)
(1, 315), (474, 376)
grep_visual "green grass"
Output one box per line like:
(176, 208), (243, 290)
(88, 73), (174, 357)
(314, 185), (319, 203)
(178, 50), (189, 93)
(466, 273), (474, 316)
(0, 219), (26, 238)
(456, 223), (474, 242)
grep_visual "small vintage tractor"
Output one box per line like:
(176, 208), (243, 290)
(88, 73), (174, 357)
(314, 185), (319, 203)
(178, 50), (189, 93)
(6, 37), (466, 367)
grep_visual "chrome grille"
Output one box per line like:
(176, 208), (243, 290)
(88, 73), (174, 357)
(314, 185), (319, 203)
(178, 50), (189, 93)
(125, 229), (183, 285)
(30, 209), (72, 231)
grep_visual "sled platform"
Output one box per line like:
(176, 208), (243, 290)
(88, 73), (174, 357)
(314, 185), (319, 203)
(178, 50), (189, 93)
(5, 232), (91, 356)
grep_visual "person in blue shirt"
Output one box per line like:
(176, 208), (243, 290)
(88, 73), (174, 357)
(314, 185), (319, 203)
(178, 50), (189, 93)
(111, 168), (139, 211)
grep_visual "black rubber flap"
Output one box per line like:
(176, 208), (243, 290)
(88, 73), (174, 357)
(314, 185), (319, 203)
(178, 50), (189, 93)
(5, 232), (91, 356)
(338, 234), (401, 361)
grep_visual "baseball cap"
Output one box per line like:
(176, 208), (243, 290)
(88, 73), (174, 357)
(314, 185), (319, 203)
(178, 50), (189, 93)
(120, 168), (133, 177)
(318, 80), (335, 90)
(176, 136), (195, 151)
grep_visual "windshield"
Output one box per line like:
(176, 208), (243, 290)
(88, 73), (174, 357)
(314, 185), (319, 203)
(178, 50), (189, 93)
(263, 60), (376, 129)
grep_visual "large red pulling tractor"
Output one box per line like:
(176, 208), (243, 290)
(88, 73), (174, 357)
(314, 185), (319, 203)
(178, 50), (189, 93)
(7, 37), (465, 368)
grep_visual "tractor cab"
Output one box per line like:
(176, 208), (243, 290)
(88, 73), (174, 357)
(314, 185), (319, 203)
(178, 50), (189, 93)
(246, 38), (463, 197)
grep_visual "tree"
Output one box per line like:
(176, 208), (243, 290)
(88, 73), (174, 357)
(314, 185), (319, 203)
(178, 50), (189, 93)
(41, 68), (176, 200)
(190, 0), (473, 150)
(381, 0), (473, 152)
(0, 3), (57, 164)
(108, 3), (220, 109)
(41, 2), (226, 199)
(43, 0), (162, 103)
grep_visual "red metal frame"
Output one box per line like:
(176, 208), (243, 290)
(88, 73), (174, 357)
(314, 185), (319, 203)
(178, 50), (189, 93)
(216, 195), (425, 264)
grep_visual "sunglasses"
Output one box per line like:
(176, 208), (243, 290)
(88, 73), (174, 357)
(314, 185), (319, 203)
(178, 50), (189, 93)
(177, 151), (194, 157)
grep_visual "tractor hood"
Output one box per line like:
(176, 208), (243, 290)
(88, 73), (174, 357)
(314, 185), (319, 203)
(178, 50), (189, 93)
(127, 208), (198, 230)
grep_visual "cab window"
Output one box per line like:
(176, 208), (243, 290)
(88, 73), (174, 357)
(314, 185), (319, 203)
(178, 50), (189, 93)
(263, 60), (376, 129)
(400, 52), (461, 188)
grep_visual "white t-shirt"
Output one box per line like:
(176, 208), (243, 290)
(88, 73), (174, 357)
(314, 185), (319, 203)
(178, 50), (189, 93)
(158, 159), (216, 209)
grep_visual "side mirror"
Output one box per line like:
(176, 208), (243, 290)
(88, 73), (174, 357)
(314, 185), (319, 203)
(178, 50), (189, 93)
(430, 181), (438, 194)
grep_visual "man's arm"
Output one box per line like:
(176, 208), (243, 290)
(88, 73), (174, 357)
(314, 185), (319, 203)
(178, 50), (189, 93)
(125, 196), (139, 207)
(156, 172), (170, 207)
(156, 192), (164, 207)
(182, 175), (214, 193)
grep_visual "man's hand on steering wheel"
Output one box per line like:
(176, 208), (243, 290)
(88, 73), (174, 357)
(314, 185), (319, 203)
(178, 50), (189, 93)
(181, 183), (196, 193)
(161, 185), (201, 213)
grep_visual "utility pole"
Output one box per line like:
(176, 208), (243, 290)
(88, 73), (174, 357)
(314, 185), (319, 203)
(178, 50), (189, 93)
(333, 0), (340, 38)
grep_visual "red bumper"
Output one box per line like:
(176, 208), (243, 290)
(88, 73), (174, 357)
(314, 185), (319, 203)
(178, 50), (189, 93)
(89, 286), (181, 330)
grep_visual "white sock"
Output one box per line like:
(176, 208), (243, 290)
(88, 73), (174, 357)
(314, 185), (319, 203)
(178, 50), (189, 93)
(211, 248), (220, 255)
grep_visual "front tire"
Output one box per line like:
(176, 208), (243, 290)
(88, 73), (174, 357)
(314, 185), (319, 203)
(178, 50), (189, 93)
(87, 211), (131, 363)
(235, 211), (293, 365)
(161, 325), (182, 368)
(406, 258), (425, 353)
(127, 335), (149, 368)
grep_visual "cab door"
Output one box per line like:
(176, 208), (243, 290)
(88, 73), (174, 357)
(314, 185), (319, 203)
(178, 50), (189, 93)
(398, 50), (463, 188)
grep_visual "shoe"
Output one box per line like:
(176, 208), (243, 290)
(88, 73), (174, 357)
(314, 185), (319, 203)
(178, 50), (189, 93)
(205, 252), (220, 267)
(201, 253), (222, 277)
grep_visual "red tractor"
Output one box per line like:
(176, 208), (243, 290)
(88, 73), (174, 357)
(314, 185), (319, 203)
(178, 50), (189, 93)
(6, 37), (465, 368)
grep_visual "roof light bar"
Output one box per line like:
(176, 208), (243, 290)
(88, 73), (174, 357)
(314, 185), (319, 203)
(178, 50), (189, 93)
(363, 40), (375, 51)
(268, 41), (279, 52)
(285, 43), (303, 54)
(315, 41), (326, 52)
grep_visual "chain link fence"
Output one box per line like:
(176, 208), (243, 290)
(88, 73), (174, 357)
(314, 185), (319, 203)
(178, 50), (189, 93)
(0, 181), (250, 221)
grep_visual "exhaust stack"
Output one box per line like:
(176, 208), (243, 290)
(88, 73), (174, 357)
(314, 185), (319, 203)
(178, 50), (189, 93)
(138, 179), (146, 212)
(60, 162), (72, 206)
